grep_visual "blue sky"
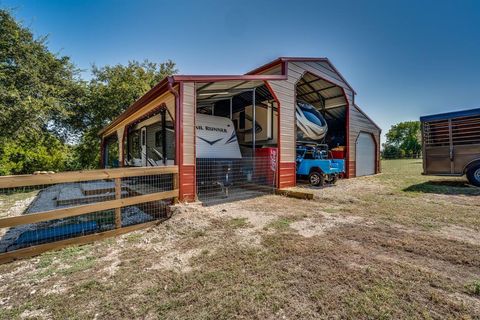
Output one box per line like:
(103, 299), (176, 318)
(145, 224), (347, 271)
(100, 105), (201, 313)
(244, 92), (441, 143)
(3, 0), (480, 142)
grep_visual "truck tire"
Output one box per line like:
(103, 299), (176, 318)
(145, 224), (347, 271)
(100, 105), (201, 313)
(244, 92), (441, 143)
(329, 174), (338, 185)
(308, 171), (325, 187)
(466, 164), (480, 187)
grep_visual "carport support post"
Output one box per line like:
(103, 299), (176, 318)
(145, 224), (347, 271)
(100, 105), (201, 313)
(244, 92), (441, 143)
(252, 88), (256, 151)
(116, 128), (125, 167)
(114, 178), (122, 228)
(252, 88), (256, 176)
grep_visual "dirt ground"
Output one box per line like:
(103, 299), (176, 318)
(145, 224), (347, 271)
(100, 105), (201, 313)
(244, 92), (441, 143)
(0, 159), (479, 319)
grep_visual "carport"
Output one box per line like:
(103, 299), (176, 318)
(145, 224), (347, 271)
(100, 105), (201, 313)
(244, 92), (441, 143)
(99, 57), (381, 202)
(295, 72), (348, 152)
(194, 79), (279, 204)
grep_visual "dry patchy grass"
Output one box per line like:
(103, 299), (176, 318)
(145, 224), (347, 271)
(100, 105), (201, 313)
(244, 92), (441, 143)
(0, 159), (479, 319)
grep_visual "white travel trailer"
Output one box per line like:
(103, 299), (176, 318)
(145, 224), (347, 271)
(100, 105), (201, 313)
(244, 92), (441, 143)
(125, 109), (175, 167)
(195, 113), (242, 159)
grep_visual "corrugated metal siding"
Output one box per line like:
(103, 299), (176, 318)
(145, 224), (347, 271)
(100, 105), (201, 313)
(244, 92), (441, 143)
(268, 78), (296, 163)
(290, 62), (354, 106)
(258, 61), (380, 180)
(179, 82), (197, 201)
(278, 162), (296, 189)
(266, 61), (355, 164)
(182, 82), (196, 165)
(349, 105), (381, 177)
(181, 165), (196, 201)
(259, 64), (283, 75)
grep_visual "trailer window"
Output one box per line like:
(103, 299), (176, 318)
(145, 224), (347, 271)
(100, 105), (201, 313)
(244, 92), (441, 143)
(148, 109), (175, 164)
(423, 115), (480, 147)
(165, 117), (175, 160)
(451, 115), (480, 145)
(423, 120), (450, 147)
(129, 130), (141, 160)
(141, 129), (146, 146)
(155, 130), (163, 147)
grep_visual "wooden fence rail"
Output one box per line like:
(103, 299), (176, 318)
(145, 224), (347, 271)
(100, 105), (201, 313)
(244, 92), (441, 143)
(0, 166), (178, 188)
(0, 166), (179, 264)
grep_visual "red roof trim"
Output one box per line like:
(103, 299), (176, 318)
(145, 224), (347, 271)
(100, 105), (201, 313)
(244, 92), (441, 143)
(98, 77), (174, 135)
(172, 74), (287, 82)
(246, 58), (283, 75)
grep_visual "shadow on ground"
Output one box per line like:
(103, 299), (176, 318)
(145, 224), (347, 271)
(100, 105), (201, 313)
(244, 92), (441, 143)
(403, 180), (480, 196)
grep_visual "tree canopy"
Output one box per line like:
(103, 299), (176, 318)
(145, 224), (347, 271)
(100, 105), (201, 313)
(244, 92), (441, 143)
(0, 9), (177, 174)
(73, 60), (177, 169)
(382, 121), (422, 159)
(0, 9), (85, 174)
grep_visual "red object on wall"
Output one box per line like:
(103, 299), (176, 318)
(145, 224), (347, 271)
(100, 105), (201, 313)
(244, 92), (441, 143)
(330, 150), (345, 159)
(255, 148), (278, 185)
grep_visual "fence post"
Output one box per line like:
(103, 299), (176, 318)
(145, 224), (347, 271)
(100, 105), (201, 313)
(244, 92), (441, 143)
(173, 172), (179, 204)
(114, 178), (122, 228)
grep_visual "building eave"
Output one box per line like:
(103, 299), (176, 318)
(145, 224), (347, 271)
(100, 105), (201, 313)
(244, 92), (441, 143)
(98, 76), (175, 136)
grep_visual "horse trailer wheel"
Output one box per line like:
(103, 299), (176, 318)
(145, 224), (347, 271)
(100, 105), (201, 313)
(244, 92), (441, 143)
(466, 164), (480, 187)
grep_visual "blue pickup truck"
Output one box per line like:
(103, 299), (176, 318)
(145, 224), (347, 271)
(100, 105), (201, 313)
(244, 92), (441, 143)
(296, 144), (345, 186)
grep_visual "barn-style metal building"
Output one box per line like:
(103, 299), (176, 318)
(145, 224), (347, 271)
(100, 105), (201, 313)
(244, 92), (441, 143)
(99, 57), (381, 202)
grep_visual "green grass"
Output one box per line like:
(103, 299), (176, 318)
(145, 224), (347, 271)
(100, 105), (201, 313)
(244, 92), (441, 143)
(467, 280), (480, 296)
(266, 218), (292, 230)
(347, 159), (480, 229)
(344, 279), (398, 319)
(227, 217), (250, 229)
(60, 256), (96, 275)
(323, 207), (339, 214)
(35, 245), (95, 279)
(125, 232), (143, 243)
(380, 159), (480, 195)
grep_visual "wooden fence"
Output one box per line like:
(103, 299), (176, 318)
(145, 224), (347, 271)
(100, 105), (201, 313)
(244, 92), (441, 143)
(0, 166), (178, 264)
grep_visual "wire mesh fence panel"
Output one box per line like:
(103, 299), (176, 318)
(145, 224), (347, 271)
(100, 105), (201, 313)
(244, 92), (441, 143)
(0, 167), (178, 259)
(121, 200), (170, 227)
(121, 174), (174, 198)
(0, 209), (116, 252)
(196, 156), (276, 205)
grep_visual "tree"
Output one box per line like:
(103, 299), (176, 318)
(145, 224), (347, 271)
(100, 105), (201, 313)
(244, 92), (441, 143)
(382, 121), (422, 158)
(0, 9), (85, 174)
(71, 60), (178, 168)
(0, 9), (177, 173)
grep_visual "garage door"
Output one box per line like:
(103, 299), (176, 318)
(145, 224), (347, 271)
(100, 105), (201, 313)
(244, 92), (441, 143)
(356, 133), (376, 176)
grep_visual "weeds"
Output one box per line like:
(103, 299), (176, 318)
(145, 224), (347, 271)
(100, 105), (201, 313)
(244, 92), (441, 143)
(266, 218), (292, 230)
(467, 280), (480, 296)
(60, 256), (96, 275)
(125, 233), (143, 243)
(227, 217), (250, 229)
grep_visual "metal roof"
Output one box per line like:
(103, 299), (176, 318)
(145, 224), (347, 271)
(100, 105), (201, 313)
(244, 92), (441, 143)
(198, 84), (274, 117)
(420, 108), (480, 122)
(246, 57), (356, 94)
(100, 57), (359, 136)
(296, 72), (347, 110)
(196, 80), (266, 102)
